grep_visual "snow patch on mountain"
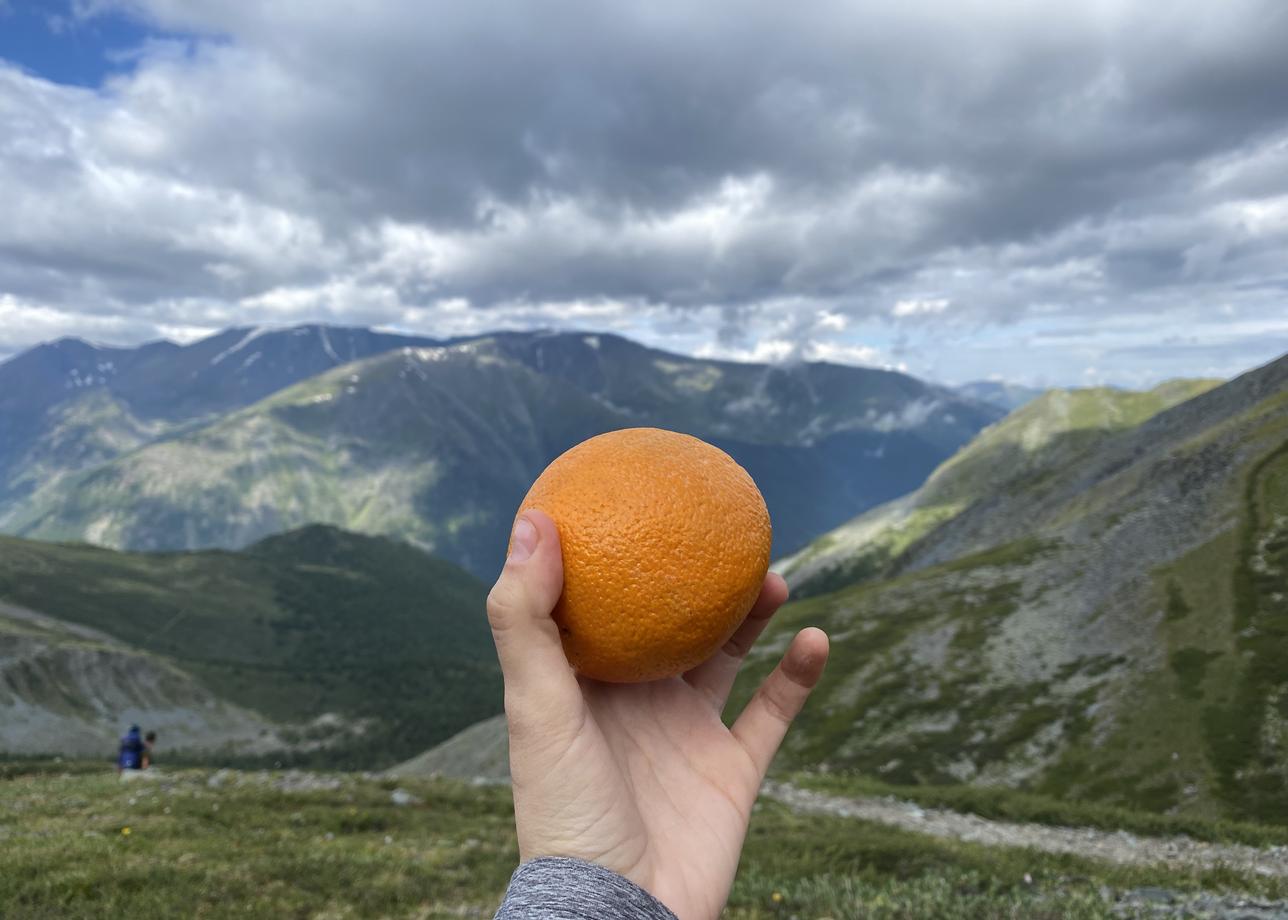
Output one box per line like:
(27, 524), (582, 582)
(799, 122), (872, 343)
(318, 327), (340, 364)
(210, 328), (268, 366)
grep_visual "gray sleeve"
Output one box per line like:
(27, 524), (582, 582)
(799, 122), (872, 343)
(493, 856), (679, 920)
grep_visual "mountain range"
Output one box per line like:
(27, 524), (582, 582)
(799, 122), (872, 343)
(0, 525), (495, 767)
(15, 320), (1281, 824)
(0, 326), (1001, 579)
(727, 358), (1288, 823)
(0, 326), (444, 529)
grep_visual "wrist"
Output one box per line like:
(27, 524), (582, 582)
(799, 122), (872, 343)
(495, 856), (678, 920)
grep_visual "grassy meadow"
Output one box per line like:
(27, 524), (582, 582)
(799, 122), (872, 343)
(2, 763), (1286, 919)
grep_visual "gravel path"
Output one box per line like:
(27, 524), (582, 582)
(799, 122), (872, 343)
(764, 782), (1288, 917)
(763, 781), (1288, 880)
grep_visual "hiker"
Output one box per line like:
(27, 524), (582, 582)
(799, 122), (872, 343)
(116, 725), (146, 772)
(143, 731), (157, 769)
(488, 511), (829, 920)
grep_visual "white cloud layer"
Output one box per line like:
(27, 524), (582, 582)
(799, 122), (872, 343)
(0, 0), (1286, 384)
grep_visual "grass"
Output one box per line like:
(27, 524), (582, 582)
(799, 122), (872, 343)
(1169, 648), (1223, 701)
(1203, 435), (1288, 820)
(1164, 579), (1192, 621)
(1, 764), (1284, 919)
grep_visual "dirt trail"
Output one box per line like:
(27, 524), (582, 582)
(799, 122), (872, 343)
(764, 781), (1288, 880)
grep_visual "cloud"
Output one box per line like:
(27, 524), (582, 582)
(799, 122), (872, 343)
(892, 299), (950, 318)
(0, 0), (1286, 384)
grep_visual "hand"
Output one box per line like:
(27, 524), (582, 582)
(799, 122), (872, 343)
(487, 510), (829, 920)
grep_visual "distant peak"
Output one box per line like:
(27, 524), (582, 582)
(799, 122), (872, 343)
(49, 336), (98, 351)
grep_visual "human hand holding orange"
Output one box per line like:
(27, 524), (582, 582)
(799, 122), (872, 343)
(487, 430), (829, 920)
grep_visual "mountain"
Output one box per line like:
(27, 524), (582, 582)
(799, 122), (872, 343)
(0, 324), (443, 426)
(0, 325), (446, 528)
(1, 599), (281, 758)
(778, 379), (1223, 596)
(487, 332), (987, 454)
(8, 331), (1002, 578)
(733, 360), (1288, 824)
(955, 380), (1047, 412)
(388, 713), (510, 783)
(0, 526), (496, 766)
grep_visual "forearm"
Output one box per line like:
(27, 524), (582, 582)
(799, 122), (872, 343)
(494, 857), (677, 920)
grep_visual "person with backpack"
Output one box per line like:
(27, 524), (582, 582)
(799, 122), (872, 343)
(116, 725), (146, 772)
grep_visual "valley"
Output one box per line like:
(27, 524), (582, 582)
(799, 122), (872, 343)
(0, 526), (497, 767)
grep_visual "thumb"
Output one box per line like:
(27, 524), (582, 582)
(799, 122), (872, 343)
(487, 509), (580, 718)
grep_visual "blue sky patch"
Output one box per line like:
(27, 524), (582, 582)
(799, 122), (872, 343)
(0, 0), (188, 87)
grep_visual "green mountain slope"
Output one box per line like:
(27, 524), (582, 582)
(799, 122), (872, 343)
(388, 713), (510, 783)
(736, 361), (1288, 824)
(11, 334), (1000, 578)
(0, 527), (496, 767)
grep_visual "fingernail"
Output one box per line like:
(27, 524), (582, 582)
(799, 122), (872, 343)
(509, 516), (538, 563)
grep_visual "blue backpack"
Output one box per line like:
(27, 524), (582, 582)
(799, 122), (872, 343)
(118, 726), (145, 770)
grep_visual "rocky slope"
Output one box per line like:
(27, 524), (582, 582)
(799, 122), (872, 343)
(734, 359), (1288, 823)
(777, 379), (1222, 595)
(8, 332), (1000, 578)
(0, 601), (282, 757)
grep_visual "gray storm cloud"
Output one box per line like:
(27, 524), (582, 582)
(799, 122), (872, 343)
(0, 0), (1286, 382)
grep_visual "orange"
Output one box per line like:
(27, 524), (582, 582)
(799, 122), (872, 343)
(516, 427), (771, 683)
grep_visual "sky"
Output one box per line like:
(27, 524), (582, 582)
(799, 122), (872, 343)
(0, 0), (1286, 387)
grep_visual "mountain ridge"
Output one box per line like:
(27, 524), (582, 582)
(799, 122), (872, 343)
(778, 378), (1224, 595)
(955, 380), (1046, 412)
(6, 329), (1001, 577)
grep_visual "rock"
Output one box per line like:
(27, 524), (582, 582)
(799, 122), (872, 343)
(119, 769), (161, 784)
(1131, 887), (1177, 904)
(272, 770), (343, 793)
(390, 788), (420, 807)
